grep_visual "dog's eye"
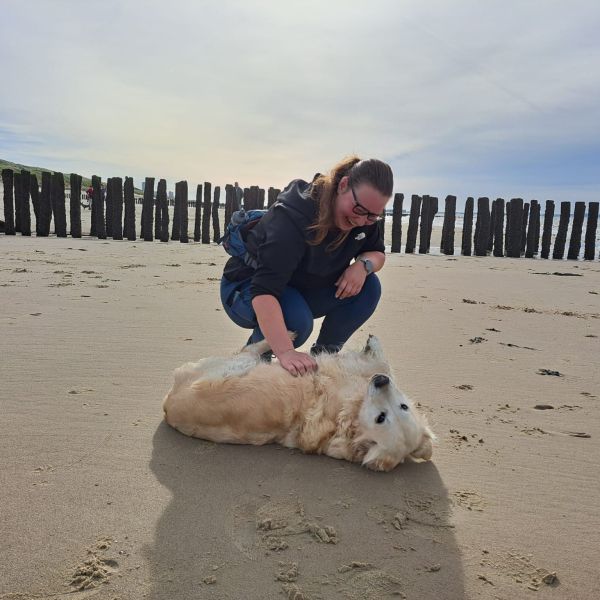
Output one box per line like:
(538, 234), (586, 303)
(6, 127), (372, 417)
(375, 411), (386, 424)
(400, 403), (409, 411)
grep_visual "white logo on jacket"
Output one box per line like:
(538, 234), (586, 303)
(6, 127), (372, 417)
(355, 232), (366, 240)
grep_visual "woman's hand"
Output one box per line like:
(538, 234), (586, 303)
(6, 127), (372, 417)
(334, 262), (367, 299)
(277, 349), (318, 376)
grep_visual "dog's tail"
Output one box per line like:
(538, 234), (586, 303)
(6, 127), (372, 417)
(240, 331), (297, 357)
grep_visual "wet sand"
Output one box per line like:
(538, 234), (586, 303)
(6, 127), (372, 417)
(1, 232), (599, 599)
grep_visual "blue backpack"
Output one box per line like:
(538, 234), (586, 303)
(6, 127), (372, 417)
(219, 209), (266, 268)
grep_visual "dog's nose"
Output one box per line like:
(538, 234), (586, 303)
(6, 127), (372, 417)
(372, 374), (390, 388)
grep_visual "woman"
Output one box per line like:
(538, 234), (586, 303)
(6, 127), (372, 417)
(220, 156), (392, 376)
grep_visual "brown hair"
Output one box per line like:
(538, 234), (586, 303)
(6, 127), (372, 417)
(308, 156), (393, 250)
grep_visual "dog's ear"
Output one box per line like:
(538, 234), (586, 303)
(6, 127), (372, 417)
(410, 427), (435, 461)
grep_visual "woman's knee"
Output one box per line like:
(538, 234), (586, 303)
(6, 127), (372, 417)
(361, 274), (382, 311)
(279, 288), (314, 346)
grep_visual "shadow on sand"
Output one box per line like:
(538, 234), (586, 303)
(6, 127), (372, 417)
(145, 421), (465, 599)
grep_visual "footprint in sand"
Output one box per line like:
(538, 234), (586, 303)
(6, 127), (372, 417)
(452, 490), (485, 512)
(479, 550), (559, 591)
(70, 538), (119, 591)
(228, 497), (338, 559)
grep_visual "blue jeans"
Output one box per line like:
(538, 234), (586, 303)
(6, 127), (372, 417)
(220, 274), (381, 351)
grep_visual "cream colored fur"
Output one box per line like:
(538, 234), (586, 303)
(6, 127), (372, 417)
(162, 335), (435, 471)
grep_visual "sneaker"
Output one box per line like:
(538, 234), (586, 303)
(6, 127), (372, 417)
(310, 343), (341, 357)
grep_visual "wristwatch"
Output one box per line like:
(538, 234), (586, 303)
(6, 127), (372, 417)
(358, 257), (374, 275)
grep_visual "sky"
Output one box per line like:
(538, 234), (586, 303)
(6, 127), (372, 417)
(1, 0), (599, 210)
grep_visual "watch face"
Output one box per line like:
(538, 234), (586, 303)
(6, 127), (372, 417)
(361, 258), (373, 274)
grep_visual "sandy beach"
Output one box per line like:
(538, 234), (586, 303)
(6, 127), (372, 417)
(1, 230), (599, 600)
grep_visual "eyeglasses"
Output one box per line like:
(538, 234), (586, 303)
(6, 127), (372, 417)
(350, 185), (383, 223)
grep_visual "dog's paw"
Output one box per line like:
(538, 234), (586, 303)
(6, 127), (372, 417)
(363, 334), (383, 357)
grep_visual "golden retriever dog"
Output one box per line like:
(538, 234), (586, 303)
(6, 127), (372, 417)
(162, 335), (434, 471)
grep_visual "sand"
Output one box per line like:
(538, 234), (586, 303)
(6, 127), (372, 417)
(1, 232), (599, 600)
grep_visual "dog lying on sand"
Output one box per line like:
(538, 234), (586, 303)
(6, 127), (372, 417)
(163, 335), (434, 471)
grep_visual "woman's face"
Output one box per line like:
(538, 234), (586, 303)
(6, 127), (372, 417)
(333, 176), (389, 231)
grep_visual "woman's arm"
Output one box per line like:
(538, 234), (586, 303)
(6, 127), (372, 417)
(252, 294), (317, 376)
(335, 251), (386, 299)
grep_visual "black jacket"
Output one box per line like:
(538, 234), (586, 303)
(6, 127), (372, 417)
(223, 179), (385, 300)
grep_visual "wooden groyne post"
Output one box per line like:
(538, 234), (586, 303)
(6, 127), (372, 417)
(474, 197), (490, 256)
(123, 177), (136, 241)
(212, 186), (221, 243)
(390, 193), (404, 253)
(461, 197), (473, 256)
(194, 184), (202, 242)
(567, 201), (586, 260)
(540, 200), (554, 259)
(202, 182), (212, 244)
(69, 173), (82, 238)
(584, 202), (599, 260)
(552, 201), (570, 259)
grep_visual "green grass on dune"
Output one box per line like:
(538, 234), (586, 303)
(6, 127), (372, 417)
(0, 158), (142, 193)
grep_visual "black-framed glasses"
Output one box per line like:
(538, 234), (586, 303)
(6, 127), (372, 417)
(350, 185), (383, 223)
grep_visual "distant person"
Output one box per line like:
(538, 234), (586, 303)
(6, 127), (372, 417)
(233, 181), (243, 210)
(220, 156), (392, 377)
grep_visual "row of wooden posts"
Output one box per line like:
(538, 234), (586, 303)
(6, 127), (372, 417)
(1, 168), (598, 260)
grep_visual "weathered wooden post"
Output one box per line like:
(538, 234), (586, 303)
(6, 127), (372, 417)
(488, 199), (496, 253)
(39, 171), (52, 237)
(212, 186), (221, 242)
(123, 177), (136, 240)
(154, 179), (166, 241)
(194, 184), (202, 242)
(18, 171), (33, 235)
(19, 171), (33, 236)
(525, 200), (540, 258)
(540, 200), (554, 259)
(171, 183), (181, 241)
(30, 174), (40, 233)
(224, 184), (234, 229)
(90, 176), (97, 236)
(13, 172), (22, 233)
(418, 195), (431, 254)
(267, 187), (279, 208)
(154, 181), (162, 240)
(202, 182), (212, 243)
(92, 175), (106, 238)
(1, 168), (15, 234)
(141, 177), (155, 241)
(390, 193), (404, 253)
(156, 179), (168, 243)
(533, 199), (541, 255)
(520, 202), (530, 255)
(111, 177), (123, 240)
(461, 197), (474, 256)
(405, 195), (421, 254)
(52, 172), (67, 237)
(473, 197), (490, 256)
(552, 201), (570, 259)
(178, 181), (189, 243)
(506, 198), (523, 258)
(69, 174), (82, 238)
(105, 177), (114, 237)
(584, 202), (598, 260)
(122, 177), (135, 240)
(567, 201), (586, 260)
(492, 198), (505, 257)
(243, 187), (250, 210)
(441, 195), (456, 255)
(428, 196), (438, 253)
